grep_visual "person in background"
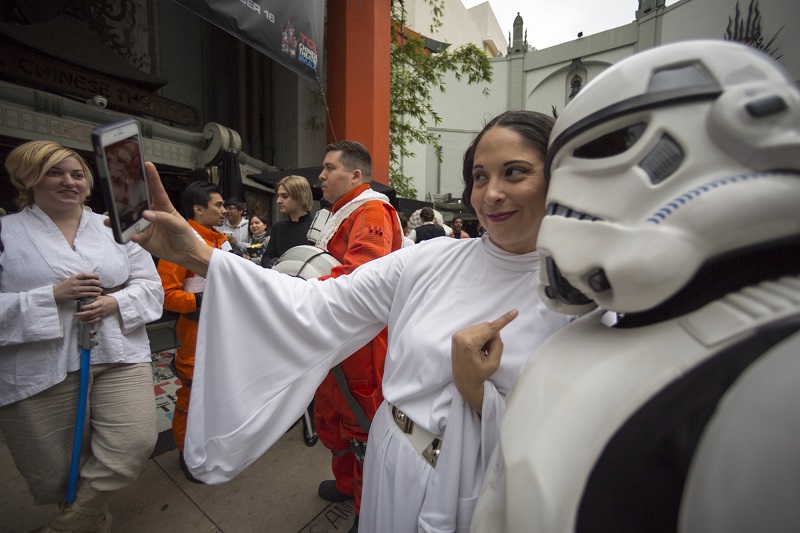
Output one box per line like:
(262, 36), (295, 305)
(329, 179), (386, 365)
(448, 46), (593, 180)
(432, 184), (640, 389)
(434, 209), (454, 237)
(260, 175), (317, 445)
(129, 110), (568, 531)
(307, 141), (402, 533)
(215, 198), (249, 255)
(244, 214), (270, 266)
(0, 140), (163, 532)
(399, 213), (415, 248)
(451, 217), (471, 239)
(261, 175), (314, 268)
(157, 180), (230, 482)
(410, 206), (445, 243)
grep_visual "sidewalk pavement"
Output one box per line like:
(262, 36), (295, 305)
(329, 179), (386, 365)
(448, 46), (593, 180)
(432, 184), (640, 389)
(0, 426), (356, 533)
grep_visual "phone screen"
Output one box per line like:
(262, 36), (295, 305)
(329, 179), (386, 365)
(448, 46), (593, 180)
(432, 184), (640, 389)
(104, 136), (147, 236)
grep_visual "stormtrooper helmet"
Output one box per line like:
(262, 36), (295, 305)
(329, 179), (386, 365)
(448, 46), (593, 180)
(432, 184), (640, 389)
(271, 245), (341, 279)
(538, 40), (800, 314)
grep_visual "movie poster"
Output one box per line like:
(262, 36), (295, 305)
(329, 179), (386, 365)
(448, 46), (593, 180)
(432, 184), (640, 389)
(173, 0), (324, 82)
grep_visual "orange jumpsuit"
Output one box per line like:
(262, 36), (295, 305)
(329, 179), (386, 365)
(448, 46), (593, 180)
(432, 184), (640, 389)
(315, 184), (403, 514)
(158, 220), (229, 452)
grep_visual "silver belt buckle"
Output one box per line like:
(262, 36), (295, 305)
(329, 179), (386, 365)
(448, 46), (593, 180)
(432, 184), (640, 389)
(392, 406), (414, 434)
(421, 438), (441, 468)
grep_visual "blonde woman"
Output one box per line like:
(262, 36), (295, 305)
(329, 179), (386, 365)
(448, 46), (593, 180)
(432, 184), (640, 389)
(0, 141), (163, 532)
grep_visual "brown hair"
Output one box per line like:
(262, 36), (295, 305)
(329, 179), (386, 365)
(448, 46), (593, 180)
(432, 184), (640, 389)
(461, 111), (554, 214)
(276, 175), (313, 212)
(325, 140), (372, 182)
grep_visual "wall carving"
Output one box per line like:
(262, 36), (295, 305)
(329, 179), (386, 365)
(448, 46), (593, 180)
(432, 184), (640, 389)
(85, 0), (155, 74)
(724, 0), (784, 58)
(0, 102), (195, 167)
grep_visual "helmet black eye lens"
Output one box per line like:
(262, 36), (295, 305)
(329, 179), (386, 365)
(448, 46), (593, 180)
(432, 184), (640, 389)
(573, 122), (647, 159)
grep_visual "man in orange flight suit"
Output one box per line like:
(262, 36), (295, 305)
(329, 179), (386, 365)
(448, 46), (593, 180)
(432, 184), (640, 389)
(314, 140), (402, 533)
(157, 180), (229, 482)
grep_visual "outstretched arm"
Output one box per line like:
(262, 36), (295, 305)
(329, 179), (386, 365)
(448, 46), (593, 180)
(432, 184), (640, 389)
(451, 309), (519, 415)
(129, 162), (214, 277)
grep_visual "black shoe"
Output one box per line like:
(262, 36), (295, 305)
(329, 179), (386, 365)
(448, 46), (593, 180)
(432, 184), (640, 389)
(318, 479), (351, 502)
(179, 452), (204, 484)
(348, 515), (359, 533)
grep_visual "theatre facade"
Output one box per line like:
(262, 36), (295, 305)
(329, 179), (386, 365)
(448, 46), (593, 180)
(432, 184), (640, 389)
(0, 0), (390, 220)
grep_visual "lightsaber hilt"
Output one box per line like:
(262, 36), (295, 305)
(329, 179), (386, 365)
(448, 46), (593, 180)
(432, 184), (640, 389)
(77, 297), (99, 350)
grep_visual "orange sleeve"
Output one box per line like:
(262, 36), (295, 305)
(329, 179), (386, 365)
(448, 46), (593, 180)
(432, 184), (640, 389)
(157, 260), (198, 314)
(324, 202), (402, 280)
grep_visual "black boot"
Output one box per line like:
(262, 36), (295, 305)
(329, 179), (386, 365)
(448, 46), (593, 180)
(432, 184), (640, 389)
(179, 453), (204, 484)
(318, 480), (351, 502)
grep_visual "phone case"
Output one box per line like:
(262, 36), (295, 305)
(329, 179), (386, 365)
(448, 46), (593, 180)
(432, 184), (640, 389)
(92, 118), (151, 244)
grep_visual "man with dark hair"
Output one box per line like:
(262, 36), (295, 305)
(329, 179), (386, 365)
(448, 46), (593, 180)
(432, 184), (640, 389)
(313, 140), (403, 532)
(158, 180), (230, 481)
(215, 197), (249, 255)
(412, 206), (446, 243)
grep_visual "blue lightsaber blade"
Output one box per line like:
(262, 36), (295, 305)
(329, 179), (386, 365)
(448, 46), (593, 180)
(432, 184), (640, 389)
(66, 298), (97, 504)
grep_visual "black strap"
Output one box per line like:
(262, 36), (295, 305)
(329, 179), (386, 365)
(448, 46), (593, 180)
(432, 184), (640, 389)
(331, 365), (371, 431)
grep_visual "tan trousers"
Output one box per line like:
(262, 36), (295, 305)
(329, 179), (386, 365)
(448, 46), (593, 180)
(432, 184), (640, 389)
(0, 362), (156, 529)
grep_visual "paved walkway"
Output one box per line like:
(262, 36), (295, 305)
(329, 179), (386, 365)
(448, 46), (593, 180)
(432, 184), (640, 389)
(0, 415), (356, 533)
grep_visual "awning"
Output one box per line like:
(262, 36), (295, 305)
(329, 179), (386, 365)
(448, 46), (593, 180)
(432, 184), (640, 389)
(250, 167), (398, 208)
(173, 0), (324, 83)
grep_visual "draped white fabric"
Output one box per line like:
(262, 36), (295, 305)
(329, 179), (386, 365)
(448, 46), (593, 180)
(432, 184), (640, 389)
(185, 235), (569, 530)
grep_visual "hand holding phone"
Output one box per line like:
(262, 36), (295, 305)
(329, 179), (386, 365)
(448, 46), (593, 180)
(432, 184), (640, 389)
(92, 118), (151, 243)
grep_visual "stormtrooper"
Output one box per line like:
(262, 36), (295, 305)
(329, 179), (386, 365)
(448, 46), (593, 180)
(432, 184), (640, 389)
(471, 40), (800, 532)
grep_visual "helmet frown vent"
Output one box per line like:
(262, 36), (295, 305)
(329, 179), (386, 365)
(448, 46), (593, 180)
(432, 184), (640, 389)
(640, 133), (683, 184)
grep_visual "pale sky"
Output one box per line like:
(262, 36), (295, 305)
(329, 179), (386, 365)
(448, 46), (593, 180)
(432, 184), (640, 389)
(461, 0), (679, 51)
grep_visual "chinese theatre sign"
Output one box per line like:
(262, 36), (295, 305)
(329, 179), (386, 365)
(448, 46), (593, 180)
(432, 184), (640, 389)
(0, 46), (198, 126)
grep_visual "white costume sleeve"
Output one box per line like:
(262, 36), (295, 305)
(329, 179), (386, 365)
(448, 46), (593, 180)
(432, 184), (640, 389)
(0, 285), (61, 346)
(0, 213), (63, 346)
(185, 248), (401, 482)
(112, 241), (164, 335)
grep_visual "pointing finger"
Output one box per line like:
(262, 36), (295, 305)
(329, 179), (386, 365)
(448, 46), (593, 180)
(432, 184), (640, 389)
(487, 309), (518, 334)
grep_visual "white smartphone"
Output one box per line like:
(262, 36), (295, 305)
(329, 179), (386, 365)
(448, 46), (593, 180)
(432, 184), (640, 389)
(92, 118), (151, 244)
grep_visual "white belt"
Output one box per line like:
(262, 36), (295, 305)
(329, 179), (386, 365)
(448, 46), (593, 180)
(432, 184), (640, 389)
(389, 404), (442, 468)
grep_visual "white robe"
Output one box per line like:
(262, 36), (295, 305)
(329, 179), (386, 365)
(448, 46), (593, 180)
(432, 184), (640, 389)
(0, 205), (164, 405)
(186, 235), (569, 532)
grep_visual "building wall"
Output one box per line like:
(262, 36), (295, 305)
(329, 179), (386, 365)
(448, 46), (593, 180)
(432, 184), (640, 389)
(397, 0), (508, 199)
(408, 59), (509, 199)
(465, 2), (508, 57)
(525, 44), (637, 117)
(659, 0), (798, 83)
(404, 0), (507, 58)
(0, 0), (327, 215)
(157, 1), (208, 129)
